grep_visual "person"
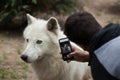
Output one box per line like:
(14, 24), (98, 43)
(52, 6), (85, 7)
(63, 11), (120, 80)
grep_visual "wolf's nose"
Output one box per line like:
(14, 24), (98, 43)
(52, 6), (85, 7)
(21, 55), (28, 62)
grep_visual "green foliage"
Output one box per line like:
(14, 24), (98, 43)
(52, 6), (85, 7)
(0, 0), (33, 23)
(0, 67), (27, 80)
(0, 0), (76, 23)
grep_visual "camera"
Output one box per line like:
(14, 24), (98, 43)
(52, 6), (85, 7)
(59, 38), (73, 61)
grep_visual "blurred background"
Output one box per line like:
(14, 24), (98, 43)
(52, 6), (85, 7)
(0, 0), (120, 80)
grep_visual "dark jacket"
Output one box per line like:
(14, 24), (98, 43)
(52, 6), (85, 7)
(89, 23), (120, 80)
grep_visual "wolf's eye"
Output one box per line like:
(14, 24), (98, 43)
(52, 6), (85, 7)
(26, 39), (29, 42)
(36, 40), (42, 44)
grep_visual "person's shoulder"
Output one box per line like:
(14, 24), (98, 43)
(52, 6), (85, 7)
(103, 23), (120, 30)
(96, 23), (120, 37)
(89, 23), (120, 51)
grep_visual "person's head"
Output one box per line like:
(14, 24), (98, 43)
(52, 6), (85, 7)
(64, 12), (102, 50)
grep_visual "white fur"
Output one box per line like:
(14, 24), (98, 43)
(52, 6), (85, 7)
(21, 14), (93, 80)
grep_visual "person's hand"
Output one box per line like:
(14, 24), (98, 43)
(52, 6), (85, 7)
(67, 42), (90, 62)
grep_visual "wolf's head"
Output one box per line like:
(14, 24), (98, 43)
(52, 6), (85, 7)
(21, 14), (65, 63)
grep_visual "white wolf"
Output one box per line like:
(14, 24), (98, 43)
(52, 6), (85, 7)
(21, 14), (92, 80)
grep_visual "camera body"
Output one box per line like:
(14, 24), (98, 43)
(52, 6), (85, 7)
(59, 38), (73, 61)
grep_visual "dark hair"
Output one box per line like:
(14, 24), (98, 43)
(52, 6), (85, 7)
(64, 12), (101, 46)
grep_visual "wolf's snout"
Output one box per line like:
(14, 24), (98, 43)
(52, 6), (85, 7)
(21, 55), (28, 62)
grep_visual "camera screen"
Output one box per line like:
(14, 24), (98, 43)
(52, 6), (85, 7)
(60, 41), (72, 54)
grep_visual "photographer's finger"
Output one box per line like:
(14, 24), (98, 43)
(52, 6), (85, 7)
(67, 52), (75, 58)
(67, 60), (71, 63)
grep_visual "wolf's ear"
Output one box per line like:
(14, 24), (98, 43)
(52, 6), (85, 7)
(26, 14), (36, 25)
(47, 17), (59, 32)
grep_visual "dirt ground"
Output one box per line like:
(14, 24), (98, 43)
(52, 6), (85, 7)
(0, 0), (120, 80)
(0, 32), (36, 80)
